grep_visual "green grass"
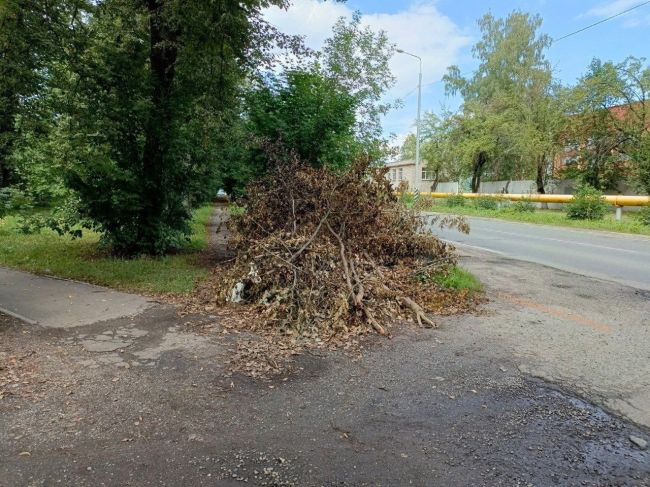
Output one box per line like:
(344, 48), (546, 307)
(432, 266), (483, 294)
(0, 205), (214, 295)
(420, 200), (650, 236)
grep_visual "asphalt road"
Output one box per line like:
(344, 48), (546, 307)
(0, 208), (650, 487)
(2, 209), (650, 485)
(2, 301), (649, 486)
(428, 214), (650, 291)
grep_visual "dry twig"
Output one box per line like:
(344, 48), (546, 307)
(188, 157), (470, 338)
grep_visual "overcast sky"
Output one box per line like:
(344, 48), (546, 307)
(264, 0), (650, 144)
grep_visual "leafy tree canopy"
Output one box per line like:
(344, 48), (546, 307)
(51, 0), (300, 255)
(567, 57), (650, 192)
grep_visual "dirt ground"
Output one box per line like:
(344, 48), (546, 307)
(457, 249), (650, 429)
(2, 250), (649, 486)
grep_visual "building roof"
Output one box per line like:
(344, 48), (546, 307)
(384, 159), (415, 168)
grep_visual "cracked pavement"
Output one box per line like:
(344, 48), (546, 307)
(1, 246), (650, 485)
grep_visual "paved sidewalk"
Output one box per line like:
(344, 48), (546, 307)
(0, 267), (153, 328)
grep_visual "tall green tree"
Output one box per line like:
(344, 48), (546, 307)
(568, 57), (649, 192)
(0, 0), (85, 189)
(446, 100), (509, 192)
(511, 83), (568, 194)
(221, 9), (396, 196)
(400, 113), (460, 190)
(419, 113), (458, 191)
(0, 0), (42, 188)
(400, 133), (416, 160)
(322, 12), (396, 158)
(444, 11), (559, 192)
(244, 69), (359, 170)
(57, 0), (295, 255)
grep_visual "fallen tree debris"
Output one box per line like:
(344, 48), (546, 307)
(190, 157), (472, 341)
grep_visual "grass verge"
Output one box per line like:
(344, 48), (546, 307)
(432, 266), (483, 294)
(0, 205), (214, 295)
(421, 201), (650, 236)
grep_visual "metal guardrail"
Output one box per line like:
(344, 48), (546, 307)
(414, 192), (650, 221)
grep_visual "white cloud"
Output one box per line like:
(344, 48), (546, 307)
(583, 0), (650, 28)
(264, 0), (350, 50)
(621, 12), (650, 27)
(263, 1), (470, 95)
(362, 4), (470, 94)
(585, 0), (641, 18)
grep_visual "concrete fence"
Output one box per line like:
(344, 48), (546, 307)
(420, 191), (649, 220)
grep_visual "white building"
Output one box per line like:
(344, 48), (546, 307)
(384, 159), (438, 193)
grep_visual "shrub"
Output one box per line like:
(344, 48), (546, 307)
(14, 214), (47, 235)
(0, 189), (14, 219)
(446, 194), (466, 207)
(566, 184), (608, 220)
(640, 206), (650, 226)
(0, 187), (31, 218)
(474, 196), (499, 210)
(510, 199), (536, 213)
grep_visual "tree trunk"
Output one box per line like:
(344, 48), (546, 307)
(0, 98), (18, 187)
(0, 95), (19, 188)
(0, 6), (23, 189)
(430, 170), (440, 192)
(536, 156), (546, 194)
(139, 0), (178, 251)
(471, 153), (486, 193)
(0, 117), (14, 187)
(0, 84), (17, 188)
(536, 156), (548, 209)
(0, 159), (11, 188)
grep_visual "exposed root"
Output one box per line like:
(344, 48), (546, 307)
(398, 296), (437, 329)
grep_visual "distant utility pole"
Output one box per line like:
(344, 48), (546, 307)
(396, 48), (422, 193)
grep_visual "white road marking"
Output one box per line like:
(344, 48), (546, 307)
(484, 228), (649, 256)
(444, 240), (506, 256)
(425, 211), (650, 243)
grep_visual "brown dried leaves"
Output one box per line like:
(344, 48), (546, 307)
(192, 158), (473, 339)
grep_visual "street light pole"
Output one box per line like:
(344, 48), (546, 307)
(396, 48), (422, 192)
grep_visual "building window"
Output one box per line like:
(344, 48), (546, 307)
(422, 169), (434, 181)
(391, 169), (396, 181)
(398, 168), (403, 181)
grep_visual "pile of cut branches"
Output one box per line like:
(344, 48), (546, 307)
(197, 158), (469, 338)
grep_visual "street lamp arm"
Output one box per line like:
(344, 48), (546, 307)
(395, 48), (421, 63)
(396, 47), (423, 193)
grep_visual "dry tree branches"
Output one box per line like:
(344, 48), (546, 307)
(200, 158), (470, 338)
